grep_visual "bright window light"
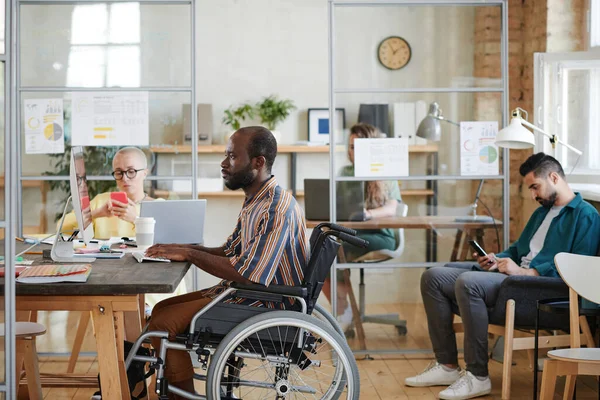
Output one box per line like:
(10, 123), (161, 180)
(66, 47), (105, 87)
(109, 3), (140, 44)
(107, 46), (140, 87)
(67, 3), (141, 87)
(71, 4), (108, 45)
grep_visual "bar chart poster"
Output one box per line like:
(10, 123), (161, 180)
(24, 99), (65, 154)
(71, 92), (149, 146)
(460, 121), (499, 176)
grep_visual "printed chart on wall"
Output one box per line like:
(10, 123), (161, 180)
(460, 121), (499, 176)
(24, 99), (65, 154)
(354, 138), (409, 178)
(71, 92), (149, 146)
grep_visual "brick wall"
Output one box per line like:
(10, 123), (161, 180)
(473, 0), (585, 247)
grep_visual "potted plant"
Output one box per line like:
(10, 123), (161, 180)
(255, 95), (296, 141)
(222, 103), (255, 142)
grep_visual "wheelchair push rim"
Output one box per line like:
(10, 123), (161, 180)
(206, 311), (358, 400)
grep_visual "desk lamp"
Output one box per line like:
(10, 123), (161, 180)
(416, 102), (459, 141)
(495, 107), (582, 155)
(455, 179), (494, 223)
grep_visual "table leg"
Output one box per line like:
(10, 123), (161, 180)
(459, 230), (471, 261)
(451, 229), (464, 262)
(92, 302), (130, 399)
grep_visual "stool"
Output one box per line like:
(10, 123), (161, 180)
(11, 322), (46, 400)
(534, 298), (600, 400)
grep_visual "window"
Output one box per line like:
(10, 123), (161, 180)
(67, 3), (140, 87)
(534, 51), (600, 181)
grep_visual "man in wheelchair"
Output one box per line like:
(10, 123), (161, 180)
(144, 127), (310, 397)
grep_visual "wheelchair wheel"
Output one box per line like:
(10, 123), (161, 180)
(312, 303), (345, 337)
(206, 311), (359, 399)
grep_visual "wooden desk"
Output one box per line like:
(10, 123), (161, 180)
(1, 243), (190, 399)
(306, 216), (503, 262)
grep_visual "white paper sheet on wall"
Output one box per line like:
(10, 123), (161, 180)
(71, 92), (149, 146)
(460, 121), (499, 176)
(354, 138), (409, 177)
(24, 99), (65, 154)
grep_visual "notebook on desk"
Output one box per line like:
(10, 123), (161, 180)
(140, 199), (206, 244)
(304, 179), (369, 221)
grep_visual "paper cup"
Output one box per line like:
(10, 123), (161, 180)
(134, 217), (155, 249)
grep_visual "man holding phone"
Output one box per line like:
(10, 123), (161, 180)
(406, 153), (600, 399)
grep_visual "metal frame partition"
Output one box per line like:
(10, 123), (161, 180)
(3, 0), (16, 395)
(328, 0), (510, 356)
(13, 0), (199, 292)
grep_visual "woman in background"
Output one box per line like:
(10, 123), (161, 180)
(62, 146), (156, 239)
(322, 123), (402, 330)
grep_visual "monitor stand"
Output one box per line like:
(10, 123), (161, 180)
(51, 196), (96, 263)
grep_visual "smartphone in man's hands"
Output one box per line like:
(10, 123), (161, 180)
(469, 240), (498, 271)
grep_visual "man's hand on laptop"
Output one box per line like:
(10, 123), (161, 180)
(145, 244), (188, 262)
(475, 252), (497, 271)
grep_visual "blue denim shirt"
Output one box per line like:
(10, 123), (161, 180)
(496, 193), (600, 278)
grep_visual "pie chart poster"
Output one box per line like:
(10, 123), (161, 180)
(460, 121), (499, 176)
(24, 98), (65, 155)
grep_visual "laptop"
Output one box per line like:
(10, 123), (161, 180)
(304, 179), (369, 221)
(140, 199), (206, 244)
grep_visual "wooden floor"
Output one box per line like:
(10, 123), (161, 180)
(18, 303), (600, 399)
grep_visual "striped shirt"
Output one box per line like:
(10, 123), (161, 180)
(201, 177), (308, 308)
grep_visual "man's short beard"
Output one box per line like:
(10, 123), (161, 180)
(224, 164), (255, 190)
(537, 190), (558, 208)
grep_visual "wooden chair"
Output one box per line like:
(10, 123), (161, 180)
(452, 274), (594, 399)
(540, 253), (600, 400)
(1, 321), (46, 400)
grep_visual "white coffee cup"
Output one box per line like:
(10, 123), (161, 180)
(135, 217), (156, 249)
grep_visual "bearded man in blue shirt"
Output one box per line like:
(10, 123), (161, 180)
(406, 153), (600, 400)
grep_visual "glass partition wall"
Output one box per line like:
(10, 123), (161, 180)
(328, 0), (509, 355)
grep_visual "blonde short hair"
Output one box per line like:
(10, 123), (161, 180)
(114, 147), (148, 169)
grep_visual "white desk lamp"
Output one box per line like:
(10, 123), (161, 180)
(495, 107), (583, 156)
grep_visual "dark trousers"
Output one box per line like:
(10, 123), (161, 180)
(420, 263), (507, 377)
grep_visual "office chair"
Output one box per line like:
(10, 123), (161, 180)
(347, 202), (408, 337)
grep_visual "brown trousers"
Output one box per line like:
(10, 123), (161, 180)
(148, 290), (213, 383)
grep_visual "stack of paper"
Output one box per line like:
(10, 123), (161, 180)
(16, 264), (92, 284)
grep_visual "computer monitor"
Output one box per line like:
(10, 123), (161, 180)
(70, 146), (94, 244)
(51, 146), (96, 262)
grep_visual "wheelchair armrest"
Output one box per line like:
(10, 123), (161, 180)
(488, 275), (569, 328)
(230, 282), (307, 298)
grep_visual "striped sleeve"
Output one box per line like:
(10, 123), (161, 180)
(223, 219), (242, 257)
(230, 202), (291, 286)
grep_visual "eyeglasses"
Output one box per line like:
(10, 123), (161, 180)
(76, 174), (86, 187)
(112, 168), (145, 180)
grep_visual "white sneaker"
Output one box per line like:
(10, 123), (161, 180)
(336, 304), (353, 332)
(438, 370), (491, 400)
(405, 361), (461, 387)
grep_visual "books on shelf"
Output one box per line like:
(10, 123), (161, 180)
(16, 264), (92, 284)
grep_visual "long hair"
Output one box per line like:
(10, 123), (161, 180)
(349, 123), (388, 209)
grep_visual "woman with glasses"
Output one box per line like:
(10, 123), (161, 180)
(61, 146), (158, 240)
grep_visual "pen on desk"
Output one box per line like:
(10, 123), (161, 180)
(25, 251), (43, 255)
(15, 237), (24, 242)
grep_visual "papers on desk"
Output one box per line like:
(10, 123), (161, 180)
(73, 251), (125, 259)
(16, 264), (92, 284)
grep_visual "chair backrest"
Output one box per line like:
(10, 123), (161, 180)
(555, 253), (600, 305)
(555, 252), (600, 348)
(303, 227), (342, 312)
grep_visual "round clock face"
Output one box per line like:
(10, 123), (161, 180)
(377, 36), (411, 71)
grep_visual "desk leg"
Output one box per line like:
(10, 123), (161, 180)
(92, 303), (130, 400)
(451, 229), (464, 262)
(459, 230), (471, 261)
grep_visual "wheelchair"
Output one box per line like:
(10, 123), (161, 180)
(126, 223), (368, 399)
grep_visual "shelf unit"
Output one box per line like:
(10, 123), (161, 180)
(149, 143), (439, 199)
